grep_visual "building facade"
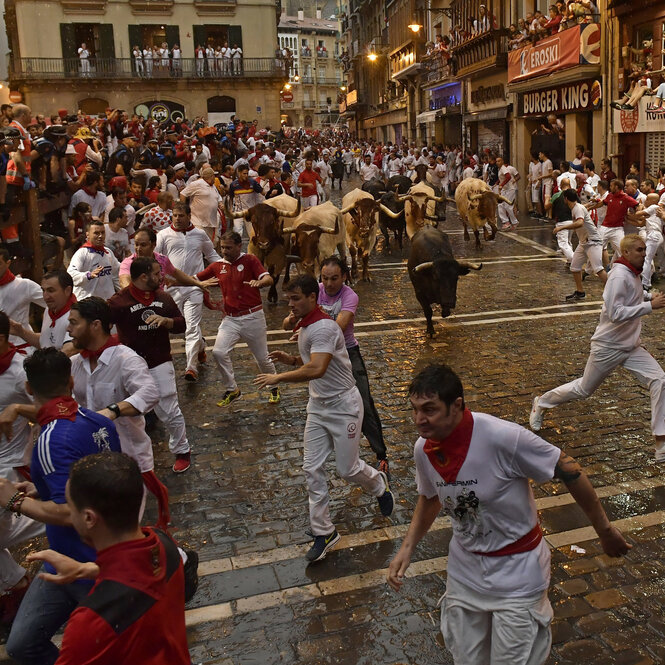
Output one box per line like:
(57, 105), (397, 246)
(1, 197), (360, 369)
(5, 0), (284, 124)
(278, 8), (344, 129)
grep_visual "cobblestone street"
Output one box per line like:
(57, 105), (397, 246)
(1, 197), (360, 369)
(8, 177), (665, 665)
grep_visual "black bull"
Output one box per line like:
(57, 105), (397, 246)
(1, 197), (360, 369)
(407, 226), (482, 337)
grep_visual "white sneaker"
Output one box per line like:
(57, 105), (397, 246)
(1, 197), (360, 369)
(655, 441), (665, 463)
(530, 396), (544, 432)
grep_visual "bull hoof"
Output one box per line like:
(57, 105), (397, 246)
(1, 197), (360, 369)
(427, 327), (436, 338)
(483, 228), (490, 241)
(463, 230), (470, 242)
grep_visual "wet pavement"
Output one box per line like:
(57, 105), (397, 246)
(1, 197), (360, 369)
(7, 174), (665, 664)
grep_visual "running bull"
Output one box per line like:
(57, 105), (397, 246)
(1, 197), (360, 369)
(408, 226), (482, 337)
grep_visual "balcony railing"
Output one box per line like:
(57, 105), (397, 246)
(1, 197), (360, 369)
(10, 57), (286, 81)
(423, 54), (456, 84)
(451, 29), (508, 77)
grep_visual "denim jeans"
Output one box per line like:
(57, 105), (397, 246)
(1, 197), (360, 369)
(6, 570), (91, 665)
(347, 345), (387, 461)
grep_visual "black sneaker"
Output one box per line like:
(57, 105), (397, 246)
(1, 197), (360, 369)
(377, 471), (394, 517)
(376, 459), (391, 483)
(306, 530), (340, 562)
(183, 549), (199, 602)
(565, 291), (585, 301)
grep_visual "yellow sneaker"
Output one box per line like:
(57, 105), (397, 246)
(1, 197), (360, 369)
(269, 387), (281, 404)
(216, 389), (241, 407)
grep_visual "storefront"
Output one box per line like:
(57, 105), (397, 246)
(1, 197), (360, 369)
(416, 81), (462, 146)
(463, 72), (510, 159)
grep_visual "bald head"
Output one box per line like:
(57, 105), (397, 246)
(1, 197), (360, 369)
(11, 104), (31, 124)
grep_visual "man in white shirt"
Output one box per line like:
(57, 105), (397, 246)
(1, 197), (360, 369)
(0, 249), (45, 347)
(68, 173), (107, 219)
(232, 44), (243, 74)
(171, 44), (181, 76)
(180, 166), (222, 242)
(390, 364), (629, 665)
(316, 154), (332, 202)
(359, 155), (380, 182)
(67, 220), (120, 301)
(143, 45), (153, 77)
(10, 270), (75, 353)
(496, 157), (520, 229)
(532, 234), (665, 462)
(155, 201), (221, 381)
(132, 46), (143, 76)
(78, 43), (90, 77)
(528, 153), (542, 217)
(538, 151), (554, 216)
(221, 42), (232, 75)
(386, 153), (403, 178)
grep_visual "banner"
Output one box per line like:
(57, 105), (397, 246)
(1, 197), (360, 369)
(613, 97), (665, 133)
(518, 79), (602, 116)
(508, 24), (600, 84)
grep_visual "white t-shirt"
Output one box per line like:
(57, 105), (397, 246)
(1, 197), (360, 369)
(180, 178), (223, 229)
(104, 224), (130, 261)
(415, 412), (560, 597)
(570, 202), (601, 244)
(67, 246), (120, 301)
(557, 172), (576, 191)
(462, 167), (474, 180)
(499, 165), (518, 193)
(596, 190), (608, 226)
(529, 161), (541, 188)
(0, 354), (32, 474)
(298, 318), (356, 400)
(644, 204), (663, 235)
(0, 277), (46, 346)
(540, 159), (553, 185)
(39, 308), (73, 350)
(360, 163), (380, 182)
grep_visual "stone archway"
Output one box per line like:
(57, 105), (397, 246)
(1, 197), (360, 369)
(207, 95), (236, 125)
(78, 97), (109, 115)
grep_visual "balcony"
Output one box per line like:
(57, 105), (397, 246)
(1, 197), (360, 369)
(315, 50), (329, 59)
(10, 57), (287, 82)
(451, 29), (509, 78)
(301, 76), (314, 84)
(193, 0), (237, 15)
(129, 0), (174, 13)
(422, 54), (456, 88)
(303, 99), (316, 109)
(390, 40), (427, 80)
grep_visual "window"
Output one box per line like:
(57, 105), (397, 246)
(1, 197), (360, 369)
(128, 25), (180, 50)
(60, 23), (115, 59)
(192, 25), (242, 50)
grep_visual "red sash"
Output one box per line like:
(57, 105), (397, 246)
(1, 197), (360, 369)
(472, 523), (543, 557)
(0, 343), (27, 375)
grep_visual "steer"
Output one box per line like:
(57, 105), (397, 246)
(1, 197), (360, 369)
(282, 201), (348, 279)
(361, 177), (386, 200)
(454, 177), (512, 249)
(227, 198), (300, 303)
(378, 191), (406, 252)
(340, 188), (401, 281)
(398, 181), (445, 238)
(408, 226), (482, 337)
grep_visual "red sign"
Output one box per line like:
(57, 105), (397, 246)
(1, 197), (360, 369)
(508, 24), (600, 84)
(281, 90), (294, 103)
(8, 91), (22, 103)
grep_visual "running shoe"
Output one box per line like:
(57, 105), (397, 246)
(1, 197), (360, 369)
(530, 396), (544, 432)
(183, 549), (200, 602)
(217, 388), (241, 407)
(173, 452), (191, 473)
(377, 471), (394, 517)
(501, 223), (512, 230)
(376, 459), (391, 482)
(306, 529), (340, 562)
(184, 369), (198, 382)
(197, 350), (207, 364)
(565, 291), (586, 301)
(269, 387), (281, 404)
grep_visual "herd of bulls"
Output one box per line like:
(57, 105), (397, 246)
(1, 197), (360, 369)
(226, 170), (505, 336)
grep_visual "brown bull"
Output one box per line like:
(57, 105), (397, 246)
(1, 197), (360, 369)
(228, 200), (300, 302)
(283, 215), (340, 277)
(397, 181), (445, 238)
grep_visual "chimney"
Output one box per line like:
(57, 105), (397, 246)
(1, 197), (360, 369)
(316, 7), (321, 18)
(298, 7), (304, 20)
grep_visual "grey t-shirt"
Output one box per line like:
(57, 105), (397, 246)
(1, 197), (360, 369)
(298, 318), (356, 400)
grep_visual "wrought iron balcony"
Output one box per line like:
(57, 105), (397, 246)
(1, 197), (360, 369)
(422, 54), (456, 86)
(10, 57), (286, 81)
(451, 29), (509, 77)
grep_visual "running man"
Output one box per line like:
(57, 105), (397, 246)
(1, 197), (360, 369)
(531, 234), (665, 461)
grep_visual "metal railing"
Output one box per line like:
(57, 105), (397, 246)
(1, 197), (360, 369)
(423, 54), (456, 83)
(10, 57), (287, 80)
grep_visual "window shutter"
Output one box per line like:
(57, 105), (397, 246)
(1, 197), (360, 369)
(165, 25), (180, 48)
(60, 23), (77, 75)
(228, 25), (242, 50)
(128, 25), (142, 51)
(98, 24), (115, 59)
(193, 25), (207, 50)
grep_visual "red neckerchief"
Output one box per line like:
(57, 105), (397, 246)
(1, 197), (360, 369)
(82, 242), (107, 256)
(80, 334), (119, 360)
(293, 306), (332, 332)
(36, 395), (79, 427)
(129, 283), (155, 306)
(423, 409), (474, 483)
(0, 343), (27, 375)
(47, 294), (76, 328)
(82, 186), (97, 197)
(0, 270), (15, 287)
(614, 256), (642, 277)
(170, 224), (195, 234)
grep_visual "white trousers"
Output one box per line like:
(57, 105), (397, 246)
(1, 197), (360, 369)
(440, 576), (552, 665)
(570, 242), (603, 274)
(600, 226), (624, 259)
(498, 200), (518, 225)
(0, 509), (45, 593)
(539, 343), (665, 436)
(643, 231), (664, 288)
(169, 287), (204, 373)
(212, 309), (275, 391)
(303, 388), (385, 535)
(302, 195), (318, 210)
(555, 229), (574, 262)
(150, 362), (189, 454)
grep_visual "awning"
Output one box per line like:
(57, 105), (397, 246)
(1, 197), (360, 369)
(416, 110), (438, 124)
(463, 107), (508, 123)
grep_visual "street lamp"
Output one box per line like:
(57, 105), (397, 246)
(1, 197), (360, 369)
(367, 49), (378, 62)
(284, 83), (292, 90)
(340, 85), (346, 91)
(408, 23), (422, 32)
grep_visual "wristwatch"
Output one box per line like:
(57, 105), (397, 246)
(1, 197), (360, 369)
(106, 403), (121, 418)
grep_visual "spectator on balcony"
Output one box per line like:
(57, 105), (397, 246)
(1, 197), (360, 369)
(132, 45), (144, 77)
(78, 43), (91, 77)
(221, 42), (232, 76)
(477, 5), (497, 32)
(172, 44), (181, 76)
(143, 45), (153, 77)
(544, 6), (563, 35)
(159, 43), (170, 73)
(195, 45), (205, 77)
(232, 44), (243, 75)
(467, 17), (479, 37)
(152, 45), (161, 72)
(206, 44), (215, 76)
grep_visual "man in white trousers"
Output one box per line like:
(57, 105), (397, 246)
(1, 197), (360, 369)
(496, 156), (520, 230)
(531, 234), (665, 461)
(196, 231), (280, 407)
(388, 364), (629, 665)
(254, 275), (393, 563)
(155, 201), (221, 382)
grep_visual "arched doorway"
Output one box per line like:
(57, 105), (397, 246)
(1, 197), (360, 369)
(207, 95), (236, 125)
(78, 98), (109, 115)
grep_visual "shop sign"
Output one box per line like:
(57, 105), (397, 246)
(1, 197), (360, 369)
(346, 89), (358, 106)
(134, 101), (185, 123)
(508, 24), (600, 83)
(518, 79), (601, 116)
(613, 97), (665, 133)
(470, 84), (504, 106)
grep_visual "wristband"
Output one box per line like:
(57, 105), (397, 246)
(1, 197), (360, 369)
(5, 490), (25, 514)
(86, 271), (92, 280)
(106, 403), (121, 418)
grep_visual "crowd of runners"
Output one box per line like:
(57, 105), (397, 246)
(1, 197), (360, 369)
(0, 101), (659, 663)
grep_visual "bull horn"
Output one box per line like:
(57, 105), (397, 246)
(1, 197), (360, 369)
(426, 193), (445, 203)
(468, 194), (482, 202)
(340, 203), (356, 215)
(231, 208), (249, 219)
(396, 194), (413, 202)
(282, 226), (295, 234)
(497, 195), (512, 204)
(275, 199), (301, 218)
(319, 216), (339, 235)
(413, 261), (434, 272)
(458, 260), (483, 270)
(379, 203), (403, 219)
(285, 254), (302, 263)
